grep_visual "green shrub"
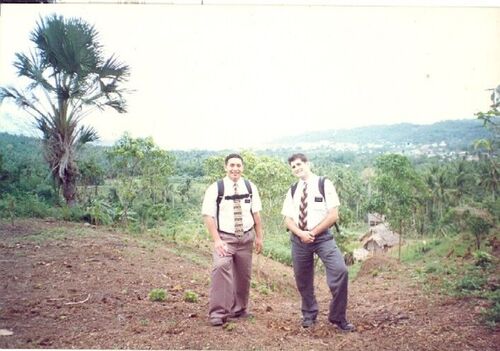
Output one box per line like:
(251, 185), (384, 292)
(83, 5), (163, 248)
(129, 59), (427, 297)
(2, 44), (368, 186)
(148, 288), (166, 302)
(263, 245), (292, 266)
(424, 262), (440, 274)
(473, 250), (493, 268)
(13, 194), (54, 218)
(57, 204), (86, 222)
(183, 290), (199, 303)
(482, 291), (500, 328)
(86, 199), (113, 225)
(455, 274), (487, 293)
(35, 183), (58, 204)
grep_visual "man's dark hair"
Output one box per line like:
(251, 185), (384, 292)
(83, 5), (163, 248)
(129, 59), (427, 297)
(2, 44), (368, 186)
(287, 153), (308, 165)
(225, 153), (244, 165)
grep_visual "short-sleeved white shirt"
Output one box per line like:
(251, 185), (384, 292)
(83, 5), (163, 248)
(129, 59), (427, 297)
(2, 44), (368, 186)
(281, 174), (340, 230)
(202, 176), (262, 234)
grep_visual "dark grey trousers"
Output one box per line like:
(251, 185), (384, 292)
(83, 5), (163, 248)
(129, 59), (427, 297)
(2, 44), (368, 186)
(291, 231), (348, 322)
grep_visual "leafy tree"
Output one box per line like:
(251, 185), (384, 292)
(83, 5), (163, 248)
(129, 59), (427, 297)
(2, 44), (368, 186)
(369, 154), (424, 260)
(476, 157), (498, 202)
(107, 133), (175, 228)
(475, 84), (499, 202)
(451, 160), (473, 205)
(325, 166), (365, 225)
(452, 206), (494, 250)
(78, 156), (105, 202)
(0, 14), (130, 205)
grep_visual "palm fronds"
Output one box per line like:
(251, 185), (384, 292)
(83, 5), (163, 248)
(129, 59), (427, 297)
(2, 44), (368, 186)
(1, 14), (130, 204)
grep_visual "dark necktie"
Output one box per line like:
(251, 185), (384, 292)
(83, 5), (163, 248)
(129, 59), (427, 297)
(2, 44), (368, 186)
(298, 182), (308, 230)
(233, 183), (244, 237)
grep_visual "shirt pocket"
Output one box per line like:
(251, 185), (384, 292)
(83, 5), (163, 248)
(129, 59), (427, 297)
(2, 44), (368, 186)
(311, 197), (326, 212)
(241, 196), (253, 214)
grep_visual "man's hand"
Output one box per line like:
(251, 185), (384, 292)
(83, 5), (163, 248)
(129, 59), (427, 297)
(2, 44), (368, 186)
(298, 230), (315, 244)
(254, 236), (263, 254)
(214, 239), (228, 257)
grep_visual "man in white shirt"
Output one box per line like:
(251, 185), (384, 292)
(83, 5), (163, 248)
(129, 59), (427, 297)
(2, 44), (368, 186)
(281, 153), (355, 332)
(201, 153), (263, 327)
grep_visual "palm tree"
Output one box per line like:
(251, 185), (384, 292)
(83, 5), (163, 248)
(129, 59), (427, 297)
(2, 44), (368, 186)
(477, 155), (498, 202)
(0, 14), (129, 205)
(451, 160), (471, 205)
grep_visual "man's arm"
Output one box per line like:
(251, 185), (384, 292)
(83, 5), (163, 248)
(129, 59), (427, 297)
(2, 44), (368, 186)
(310, 207), (338, 237)
(252, 212), (263, 254)
(203, 215), (228, 257)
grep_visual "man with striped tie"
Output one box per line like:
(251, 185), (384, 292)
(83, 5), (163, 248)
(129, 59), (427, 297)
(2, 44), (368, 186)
(202, 153), (263, 327)
(281, 153), (355, 332)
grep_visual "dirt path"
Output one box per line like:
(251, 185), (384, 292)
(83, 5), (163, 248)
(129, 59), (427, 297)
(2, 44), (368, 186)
(0, 219), (498, 350)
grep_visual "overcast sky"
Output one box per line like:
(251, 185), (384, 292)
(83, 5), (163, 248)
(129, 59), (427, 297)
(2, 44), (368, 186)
(0, 2), (499, 150)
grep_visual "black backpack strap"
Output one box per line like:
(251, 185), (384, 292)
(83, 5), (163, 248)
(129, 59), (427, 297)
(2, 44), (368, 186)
(244, 179), (253, 215)
(216, 179), (224, 231)
(319, 176), (340, 234)
(244, 179), (252, 197)
(290, 181), (298, 198)
(319, 176), (326, 198)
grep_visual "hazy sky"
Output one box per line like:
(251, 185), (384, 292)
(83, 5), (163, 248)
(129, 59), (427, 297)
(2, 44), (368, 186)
(0, 2), (499, 150)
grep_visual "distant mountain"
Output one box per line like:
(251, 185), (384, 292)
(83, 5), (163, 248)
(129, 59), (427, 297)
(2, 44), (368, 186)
(272, 119), (493, 150)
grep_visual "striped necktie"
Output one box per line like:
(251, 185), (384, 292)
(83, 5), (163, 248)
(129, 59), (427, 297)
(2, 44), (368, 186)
(233, 183), (244, 237)
(298, 182), (308, 230)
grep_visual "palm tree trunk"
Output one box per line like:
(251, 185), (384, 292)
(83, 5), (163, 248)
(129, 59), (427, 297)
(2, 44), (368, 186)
(62, 176), (77, 206)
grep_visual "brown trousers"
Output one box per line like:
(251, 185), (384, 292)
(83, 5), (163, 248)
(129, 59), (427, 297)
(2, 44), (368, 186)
(209, 229), (255, 320)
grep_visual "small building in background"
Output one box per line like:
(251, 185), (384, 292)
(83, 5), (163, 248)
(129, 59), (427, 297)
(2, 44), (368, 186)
(360, 223), (400, 255)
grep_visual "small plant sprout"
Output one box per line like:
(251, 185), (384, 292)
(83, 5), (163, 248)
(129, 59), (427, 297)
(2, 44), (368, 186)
(148, 288), (166, 302)
(184, 290), (199, 303)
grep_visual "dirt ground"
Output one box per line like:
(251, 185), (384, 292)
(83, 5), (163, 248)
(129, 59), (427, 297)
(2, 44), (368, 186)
(0, 219), (498, 350)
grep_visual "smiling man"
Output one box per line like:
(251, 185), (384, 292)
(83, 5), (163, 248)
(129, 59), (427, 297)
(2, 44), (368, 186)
(201, 153), (263, 327)
(282, 153), (355, 332)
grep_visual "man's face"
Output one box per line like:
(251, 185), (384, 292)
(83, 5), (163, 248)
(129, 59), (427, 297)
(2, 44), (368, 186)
(225, 157), (244, 182)
(290, 159), (310, 180)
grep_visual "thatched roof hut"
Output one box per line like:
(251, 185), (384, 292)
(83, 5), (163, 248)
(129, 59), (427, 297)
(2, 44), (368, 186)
(360, 223), (400, 254)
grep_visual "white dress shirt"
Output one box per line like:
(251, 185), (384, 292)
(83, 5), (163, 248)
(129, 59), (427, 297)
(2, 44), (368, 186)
(281, 174), (340, 230)
(202, 176), (262, 234)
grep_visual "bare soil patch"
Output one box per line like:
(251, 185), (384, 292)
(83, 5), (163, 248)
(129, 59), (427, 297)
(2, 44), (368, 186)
(0, 219), (498, 350)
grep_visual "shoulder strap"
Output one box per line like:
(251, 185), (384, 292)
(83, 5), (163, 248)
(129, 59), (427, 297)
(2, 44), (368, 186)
(319, 176), (326, 198)
(319, 176), (340, 233)
(290, 181), (299, 198)
(244, 179), (253, 215)
(244, 179), (252, 196)
(216, 179), (224, 204)
(216, 179), (224, 231)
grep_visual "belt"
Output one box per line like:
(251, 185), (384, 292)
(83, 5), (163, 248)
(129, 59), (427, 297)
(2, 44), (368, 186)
(219, 229), (253, 236)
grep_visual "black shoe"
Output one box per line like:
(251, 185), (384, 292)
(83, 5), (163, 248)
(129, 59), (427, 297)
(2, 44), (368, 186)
(329, 319), (356, 332)
(302, 318), (316, 328)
